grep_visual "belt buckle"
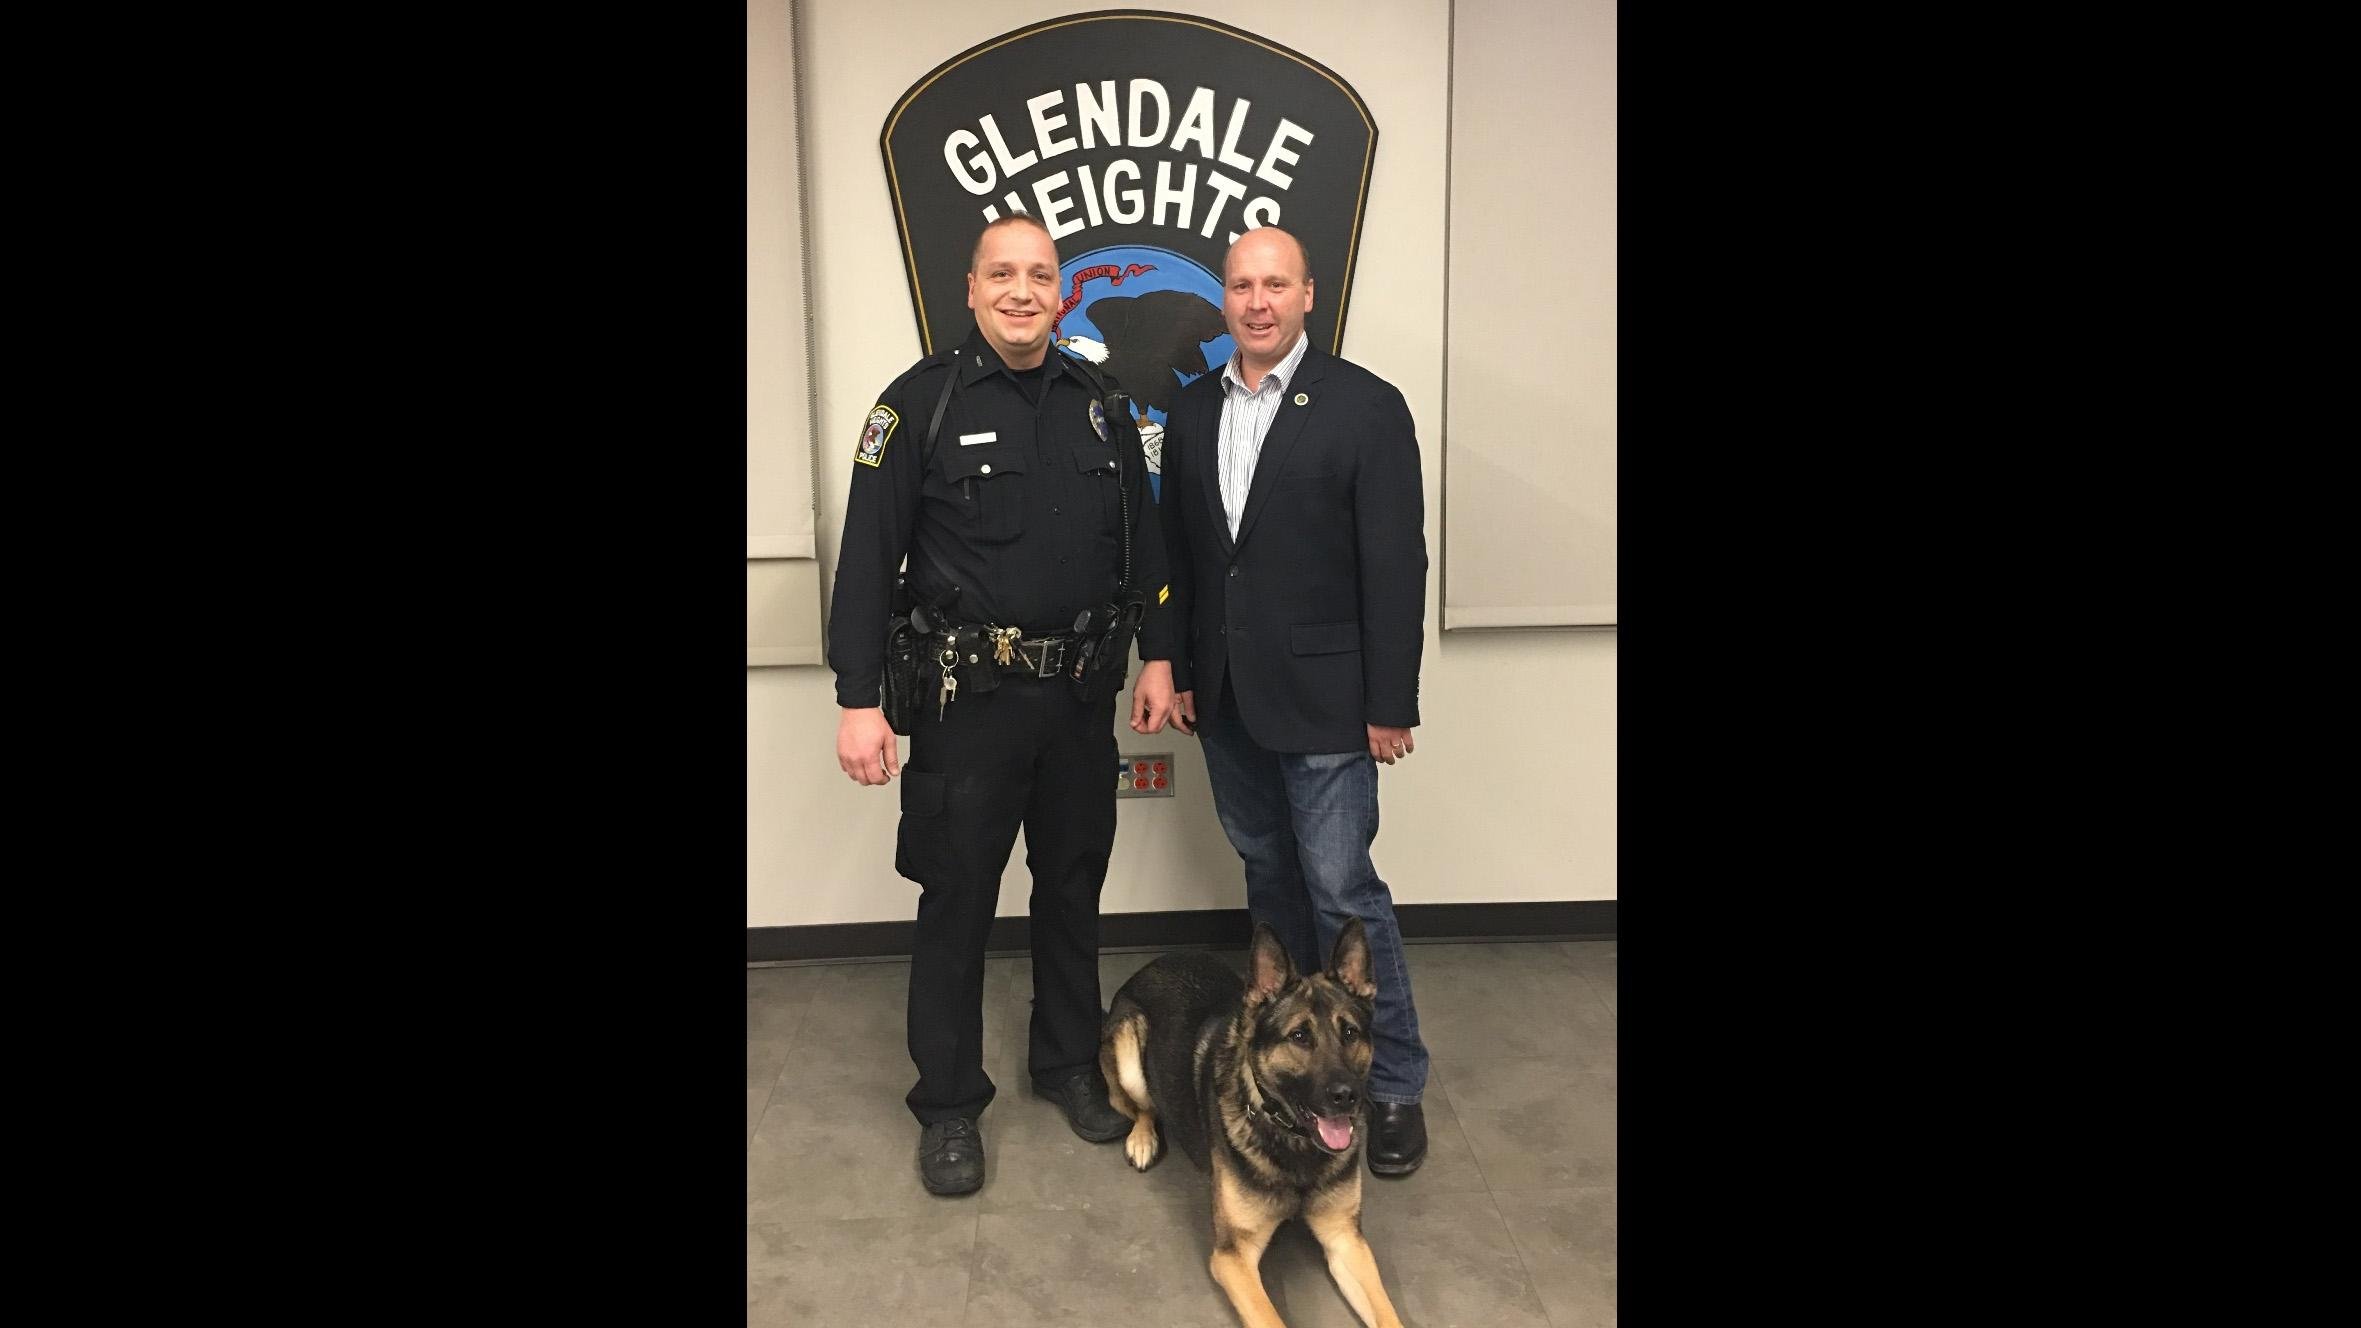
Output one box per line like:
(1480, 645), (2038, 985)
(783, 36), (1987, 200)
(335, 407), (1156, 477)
(1031, 637), (1065, 678)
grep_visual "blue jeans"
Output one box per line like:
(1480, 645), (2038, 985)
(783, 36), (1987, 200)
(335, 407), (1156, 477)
(1197, 689), (1430, 1104)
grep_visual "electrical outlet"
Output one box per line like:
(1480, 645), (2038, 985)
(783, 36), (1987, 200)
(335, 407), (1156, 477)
(1115, 752), (1175, 797)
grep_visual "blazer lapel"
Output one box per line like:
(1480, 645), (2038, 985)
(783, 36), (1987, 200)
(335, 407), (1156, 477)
(1232, 348), (1325, 552)
(1192, 384), (1237, 558)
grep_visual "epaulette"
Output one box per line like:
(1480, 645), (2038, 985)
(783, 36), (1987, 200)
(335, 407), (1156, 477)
(882, 347), (959, 397)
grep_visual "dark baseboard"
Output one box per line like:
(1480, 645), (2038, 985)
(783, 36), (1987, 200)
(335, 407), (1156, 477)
(747, 900), (1615, 964)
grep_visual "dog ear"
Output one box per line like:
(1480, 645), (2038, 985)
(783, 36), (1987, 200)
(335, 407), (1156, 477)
(1248, 923), (1296, 1001)
(1327, 918), (1376, 1000)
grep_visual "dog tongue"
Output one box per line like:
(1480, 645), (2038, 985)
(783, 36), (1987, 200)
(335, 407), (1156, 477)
(1314, 1114), (1354, 1150)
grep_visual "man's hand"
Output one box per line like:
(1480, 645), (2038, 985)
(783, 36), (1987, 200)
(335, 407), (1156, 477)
(1131, 660), (1178, 733)
(1368, 724), (1415, 765)
(838, 707), (900, 785)
(1171, 689), (1197, 736)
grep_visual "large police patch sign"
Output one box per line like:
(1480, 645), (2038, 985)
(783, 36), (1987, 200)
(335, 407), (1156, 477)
(881, 10), (1377, 492)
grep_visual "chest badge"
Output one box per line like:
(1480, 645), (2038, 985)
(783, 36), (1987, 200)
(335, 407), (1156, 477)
(1088, 398), (1110, 441)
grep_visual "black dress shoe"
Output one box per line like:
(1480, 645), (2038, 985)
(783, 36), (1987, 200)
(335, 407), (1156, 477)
(1035, 1068), (1128, 1143)
(1368, 1101), (1427, 1176)
(917, 1117), (985, 1195)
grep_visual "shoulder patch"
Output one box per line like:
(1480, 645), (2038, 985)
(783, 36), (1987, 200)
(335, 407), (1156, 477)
(855, 404), (898, 467)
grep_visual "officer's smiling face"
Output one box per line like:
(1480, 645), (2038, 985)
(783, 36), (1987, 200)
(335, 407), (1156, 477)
(967, 222), (1061, 370)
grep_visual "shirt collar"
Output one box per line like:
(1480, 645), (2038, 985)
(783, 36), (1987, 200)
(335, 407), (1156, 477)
(956, 331), (1073, 387)
(1221, 332), (1309, 397)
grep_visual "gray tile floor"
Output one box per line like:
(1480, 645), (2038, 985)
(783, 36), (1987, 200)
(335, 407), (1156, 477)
(749, 940), (1616, 1327)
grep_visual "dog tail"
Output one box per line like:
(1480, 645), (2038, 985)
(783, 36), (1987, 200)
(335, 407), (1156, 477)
(1100, 1002), (1153, 1117)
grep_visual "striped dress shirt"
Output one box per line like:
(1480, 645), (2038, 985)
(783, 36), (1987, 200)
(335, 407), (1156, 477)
(1215, 332), (1310, 541)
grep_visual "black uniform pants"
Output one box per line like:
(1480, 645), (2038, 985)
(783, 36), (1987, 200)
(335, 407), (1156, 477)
(895, 669), (1117, 1125)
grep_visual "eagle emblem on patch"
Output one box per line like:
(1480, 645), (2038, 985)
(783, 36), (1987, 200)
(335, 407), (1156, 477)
(1088, 399), (1109, 442)
(855, 404), (897, 467)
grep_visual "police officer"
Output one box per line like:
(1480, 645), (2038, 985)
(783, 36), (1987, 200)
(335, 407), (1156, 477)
(829, 214), (1179, 1196)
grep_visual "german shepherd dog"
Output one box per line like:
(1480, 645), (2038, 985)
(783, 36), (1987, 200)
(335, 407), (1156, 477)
(1098, 920), (1403, 1328)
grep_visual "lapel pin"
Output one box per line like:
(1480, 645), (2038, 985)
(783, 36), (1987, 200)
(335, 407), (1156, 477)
(1294, 392), (1309, 406)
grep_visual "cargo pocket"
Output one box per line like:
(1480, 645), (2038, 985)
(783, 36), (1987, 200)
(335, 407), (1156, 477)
(894, 770), (950, 883)
(938, 444), (1029, 543)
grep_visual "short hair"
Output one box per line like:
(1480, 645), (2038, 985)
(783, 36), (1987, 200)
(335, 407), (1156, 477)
(1225, 225), (1314, 286)
(970, 214), (1056, 272)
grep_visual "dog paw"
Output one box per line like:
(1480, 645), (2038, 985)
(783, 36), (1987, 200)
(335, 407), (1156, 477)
(1125, 1123), (1161, 1171)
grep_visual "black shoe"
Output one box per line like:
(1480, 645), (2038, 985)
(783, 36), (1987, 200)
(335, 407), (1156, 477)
(1035, 1068), (1128, 1143)
(1368, 1102), (1427, 1176)
(917, 1117), (985, 1195)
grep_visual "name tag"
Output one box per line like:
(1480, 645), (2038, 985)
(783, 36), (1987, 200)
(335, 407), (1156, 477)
(959, 431), (997, 446)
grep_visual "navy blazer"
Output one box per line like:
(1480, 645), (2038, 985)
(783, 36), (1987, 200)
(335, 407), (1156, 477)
(1158, 345), (1426, 754)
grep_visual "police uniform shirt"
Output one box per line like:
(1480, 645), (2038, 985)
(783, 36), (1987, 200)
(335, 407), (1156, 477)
(827, 332), (1172, 709)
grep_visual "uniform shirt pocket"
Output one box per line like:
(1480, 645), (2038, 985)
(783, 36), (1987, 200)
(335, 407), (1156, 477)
(1071, 443), (1121, 532)
(937, 444), (1030, 543)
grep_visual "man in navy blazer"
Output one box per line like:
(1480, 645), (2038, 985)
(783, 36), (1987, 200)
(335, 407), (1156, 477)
(1135, 225), (1434, 1174)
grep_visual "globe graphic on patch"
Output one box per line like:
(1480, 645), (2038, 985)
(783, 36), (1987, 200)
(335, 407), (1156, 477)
(1055, 245), (1236, 503)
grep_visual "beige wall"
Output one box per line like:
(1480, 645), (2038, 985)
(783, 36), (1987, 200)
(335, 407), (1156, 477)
(747, 0), (824, 664)
(748, 0), (1615, 928)
(1446, 0), (1617, 627)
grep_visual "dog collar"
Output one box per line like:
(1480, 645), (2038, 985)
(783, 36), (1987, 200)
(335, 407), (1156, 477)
(1244, 1068), (1308, 1138)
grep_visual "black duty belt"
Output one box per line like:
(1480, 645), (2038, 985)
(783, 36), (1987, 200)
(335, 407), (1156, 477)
(945, 623), (1101, 679)
(939, 623), (1104, 680)
(1007, 631), (1088, 678)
